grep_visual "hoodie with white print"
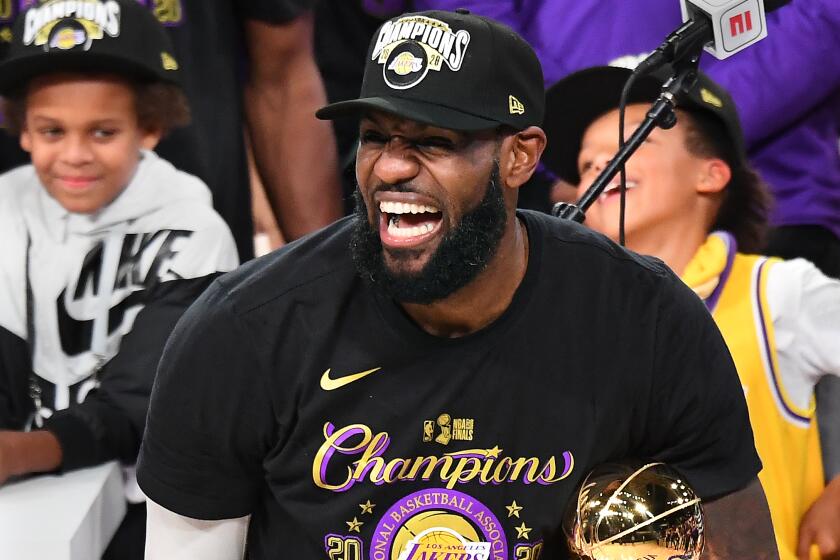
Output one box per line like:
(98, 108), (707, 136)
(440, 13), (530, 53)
(0, 150), (238, 472)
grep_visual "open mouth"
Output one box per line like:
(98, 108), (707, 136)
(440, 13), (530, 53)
(379, 201), (443, 245)
(600, 180), (638, 202)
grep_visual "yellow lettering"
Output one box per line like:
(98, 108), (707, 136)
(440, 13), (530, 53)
(153, 0), (182, 24)
(510, 457), (541, 482)
(442, 457), (482, 489)
(405, 455), (453, 480)
(491, 457), (514, 483)
(312, 423), (373, 491)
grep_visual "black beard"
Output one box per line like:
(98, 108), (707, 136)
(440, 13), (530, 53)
(350, 163), (507, 304)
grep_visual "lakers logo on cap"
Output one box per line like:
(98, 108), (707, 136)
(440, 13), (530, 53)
(508, 95), (525, 115)
(50, 22), (85, 50)
(382, 40), (429, 90)
(373, 15), (470, 90)
(23, 0), (121, 51)
(388, 51), (423, 76)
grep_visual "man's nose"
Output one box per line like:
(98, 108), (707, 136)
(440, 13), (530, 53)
(372, 139), (421, 186)
(60, 134), (94, 166)
(592, 152), (612, 174)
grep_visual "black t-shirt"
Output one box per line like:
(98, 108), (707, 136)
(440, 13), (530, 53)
(1, 0), (314, 262)
(138, 210), (760, 559)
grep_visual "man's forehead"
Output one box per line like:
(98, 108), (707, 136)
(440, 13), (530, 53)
(360, 110), (461, 135)
(359, 111), (507, 149)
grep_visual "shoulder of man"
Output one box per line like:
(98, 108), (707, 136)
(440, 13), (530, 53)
(213, 216), (358, 315)
(523, 209), (673, 280)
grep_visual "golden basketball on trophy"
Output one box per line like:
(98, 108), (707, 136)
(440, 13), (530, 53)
(564, 462), (704, 560)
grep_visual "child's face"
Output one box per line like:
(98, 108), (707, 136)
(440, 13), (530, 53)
(20, 74), (162, 214)
(574, 103), (710, 243)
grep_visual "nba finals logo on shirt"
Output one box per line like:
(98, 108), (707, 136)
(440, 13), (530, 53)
(423, 414), (474, 445)
(371, 15), (470, 90)
(23, 0), (120, 51)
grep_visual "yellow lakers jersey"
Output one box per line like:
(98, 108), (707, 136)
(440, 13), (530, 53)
(708, 252), (824, 560)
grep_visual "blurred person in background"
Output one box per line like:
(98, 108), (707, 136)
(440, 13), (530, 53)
(0, 2), (239, 558)
(1, 0), (343, 261)
(542, 65), (840, 560)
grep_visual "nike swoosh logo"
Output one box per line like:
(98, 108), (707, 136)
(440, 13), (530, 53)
(320, 367), (382, 391)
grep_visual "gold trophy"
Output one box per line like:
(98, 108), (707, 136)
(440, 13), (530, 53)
(564, 461), (704, 560)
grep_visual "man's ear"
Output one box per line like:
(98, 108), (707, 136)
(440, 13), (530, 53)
(697, 158), (731, 195)
(141, 127), (164, 150)
(501, 126), (546, 190)
(19, 128), (32, 153)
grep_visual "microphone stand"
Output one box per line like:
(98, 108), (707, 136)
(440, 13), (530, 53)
(551, 56), (702, 223)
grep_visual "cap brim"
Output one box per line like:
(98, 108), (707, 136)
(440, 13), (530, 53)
(542, 66), (662, 184)
(0, 52), (175, 95)
(316, 95), (501, 132)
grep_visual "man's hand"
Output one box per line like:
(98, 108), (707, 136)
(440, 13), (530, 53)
(701, 478), (780, 559)
(0, 430), (63, 485)
(798, 475), (840, 560)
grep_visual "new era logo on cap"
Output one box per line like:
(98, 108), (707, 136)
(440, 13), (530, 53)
(161, 51), (178, 71)
(700, 87), (723, 108)
(509, 95), (524, 115)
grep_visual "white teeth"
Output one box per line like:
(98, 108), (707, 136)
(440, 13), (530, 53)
(379, 201), (440, 215)
(607, 181), (637, 192)
(386, 221), (434, 238)
(601, 181), (637, 201)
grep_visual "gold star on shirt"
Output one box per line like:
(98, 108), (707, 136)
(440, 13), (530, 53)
(346, 517), (363, 533)
(486, 446), (502, 459)
(506, 500), (524, 518)
(515, 522), (532, 540)
(359, 500), (376, 515)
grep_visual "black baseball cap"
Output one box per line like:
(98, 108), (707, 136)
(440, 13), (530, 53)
(316, 9), (544, 132)
(541, 65), (746, 184)
(0, 0), (181, 95)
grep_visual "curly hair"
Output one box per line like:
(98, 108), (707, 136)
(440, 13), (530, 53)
(680, 110), (772, 254)
(1, 74), (190, 137)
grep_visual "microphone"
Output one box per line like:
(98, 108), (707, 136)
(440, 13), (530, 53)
(635, 0), (768, 75)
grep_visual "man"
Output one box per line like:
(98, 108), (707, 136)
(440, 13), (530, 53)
(378, 0), (840, 491)
(137, 10), (779, 559)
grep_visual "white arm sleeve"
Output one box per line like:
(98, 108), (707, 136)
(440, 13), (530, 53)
(145, 498), (249, 560)
(768, 258), (840, 410)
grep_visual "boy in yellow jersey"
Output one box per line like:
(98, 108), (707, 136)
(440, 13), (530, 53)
(542, 66), (840, 560)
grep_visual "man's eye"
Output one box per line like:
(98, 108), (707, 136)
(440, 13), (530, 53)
(39, 128), (63, 138)
(579, 161), (592, 174)
(419, 137), (454, 150)
(92, 129), (117, 139)
(360, 131), (387, 144)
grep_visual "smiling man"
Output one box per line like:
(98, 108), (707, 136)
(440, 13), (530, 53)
(137, 10), (778, 560)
